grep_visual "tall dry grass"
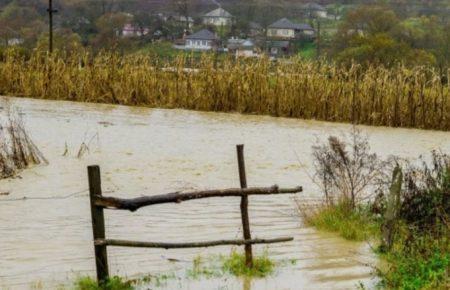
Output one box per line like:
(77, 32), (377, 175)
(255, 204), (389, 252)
(0, 101), (47, 178)
(0, 50), (448, 130)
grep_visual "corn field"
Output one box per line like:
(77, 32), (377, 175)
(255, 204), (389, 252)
(0, 51), (448, 130)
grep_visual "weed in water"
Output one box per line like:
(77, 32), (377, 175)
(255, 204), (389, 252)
(139, 272), (176, 287)
(74, 276), (132, 290)
(185, 255), (223, 279)
(221, 251), (275, 278)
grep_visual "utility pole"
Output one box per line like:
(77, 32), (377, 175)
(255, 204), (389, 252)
(316, 18), (321, 58)
(47, 0), (58, 53)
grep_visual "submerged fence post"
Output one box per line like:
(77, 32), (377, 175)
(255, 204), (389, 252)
(88, 165), (109, 283)
(236, 144), (253, 267)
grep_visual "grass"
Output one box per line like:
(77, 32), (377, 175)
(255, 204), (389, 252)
(186, 251), (276, 279)
(221, 251), (275, 278)
(0, 49), (448, 131)
(71, 251), (278, 289)
(186, 255), (223, 279)
(74, 276), (132, 290)
(301, 201), (449, 289)
(378, 226), (450, 290)
(301, 201), (380, 241)
(297, 42), (317, 59)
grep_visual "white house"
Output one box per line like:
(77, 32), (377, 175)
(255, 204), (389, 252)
(185, 29), (218, 51)
(267, 18), (314, 39)
(202, 7), (233, 26)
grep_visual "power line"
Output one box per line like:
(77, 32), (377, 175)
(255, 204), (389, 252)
(0, 189), (88, 202)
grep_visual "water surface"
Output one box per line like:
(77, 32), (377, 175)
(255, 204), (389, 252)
(1, 97), (449, 289)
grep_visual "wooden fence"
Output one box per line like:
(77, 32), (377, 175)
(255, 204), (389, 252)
(88, 144), (303, 283)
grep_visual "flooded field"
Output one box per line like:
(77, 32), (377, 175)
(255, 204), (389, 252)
(1, 97), (449, 290)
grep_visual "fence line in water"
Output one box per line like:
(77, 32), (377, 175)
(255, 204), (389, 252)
(87, 144), (303, 283)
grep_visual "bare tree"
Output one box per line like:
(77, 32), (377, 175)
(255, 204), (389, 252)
(312, 128), (388, 208)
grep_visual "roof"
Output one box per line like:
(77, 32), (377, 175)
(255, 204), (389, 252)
(268, 18), (314, 31)
(227, 38), (254, 49)
(242, 39), (254, 47)
(203, 7), (233, 18)
(303, 3), (326, 11)
(186, 29), (218, 40)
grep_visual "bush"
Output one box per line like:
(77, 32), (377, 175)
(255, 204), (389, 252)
(400, 151), (449, 231)
(379, 226), (450, 289)
(312, 129), (388, 208)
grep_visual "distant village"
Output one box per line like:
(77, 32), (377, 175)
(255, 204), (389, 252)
(121, 3), (331, 58)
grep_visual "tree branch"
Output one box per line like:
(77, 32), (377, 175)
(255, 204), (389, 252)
(95, 185), (303, 211)
(95, 237), (294, 249)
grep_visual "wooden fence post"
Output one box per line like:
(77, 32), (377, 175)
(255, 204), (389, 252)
(236, 144), (253, 267)
(88, 165), (109, 283)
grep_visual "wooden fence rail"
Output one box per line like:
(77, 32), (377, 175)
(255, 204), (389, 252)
(88, 144), (303, 283)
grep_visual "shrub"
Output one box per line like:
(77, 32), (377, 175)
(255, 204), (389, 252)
(379, 226), (450, 289)
(312, 129), (388, 208)
(400, 151), (449, 231)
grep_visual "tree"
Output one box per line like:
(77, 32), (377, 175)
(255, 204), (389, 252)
(392, 16), (450, 69)
(331, 4), (437, 67)
(0, 1), (45, 48)
(90, 12), (130, 49)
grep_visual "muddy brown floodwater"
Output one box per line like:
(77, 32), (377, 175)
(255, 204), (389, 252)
(0, 97), (449, 290)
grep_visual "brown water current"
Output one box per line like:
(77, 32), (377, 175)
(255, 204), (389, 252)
(0, 97), (449, 290)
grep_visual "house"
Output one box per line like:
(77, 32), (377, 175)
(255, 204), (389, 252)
(267, 18), (314, 39)
(7, 38), (24, 46)
(122, 23), (150, 37)
(202, 7), (233, 26)
(185, 29), (218, 51)
(266, 40), (290, 57)
(303, 3), (327, 18)
(227, 38), (257, 57)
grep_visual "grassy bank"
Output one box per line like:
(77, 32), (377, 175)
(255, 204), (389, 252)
(0, 49), (448, 130)
(300, 201), (380, 241)
(302, 133), (450, 289)
(304, 204), (449, 289)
